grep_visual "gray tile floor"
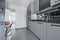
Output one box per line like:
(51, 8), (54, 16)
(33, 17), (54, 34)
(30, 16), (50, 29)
(11, 28), (39, 40)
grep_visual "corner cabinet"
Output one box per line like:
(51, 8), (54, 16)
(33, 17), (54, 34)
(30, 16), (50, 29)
(47, 23), (60, 40)
(29, 21), (47, 40)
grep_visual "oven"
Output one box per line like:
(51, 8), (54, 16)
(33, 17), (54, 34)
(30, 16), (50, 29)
(46, 6), (60, 23)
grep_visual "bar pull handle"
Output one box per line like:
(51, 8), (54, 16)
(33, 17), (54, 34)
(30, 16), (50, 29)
(51, 24), (60, 27)
(37, 22), (43, 24)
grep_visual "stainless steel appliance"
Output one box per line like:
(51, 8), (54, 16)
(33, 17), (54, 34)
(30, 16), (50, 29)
(36, 3), (60, 23)
(45, 5), (60, 23)
(37, 13), (46, 21)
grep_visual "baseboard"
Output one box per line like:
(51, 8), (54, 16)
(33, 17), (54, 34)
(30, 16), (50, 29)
(15, 27), (27, 30)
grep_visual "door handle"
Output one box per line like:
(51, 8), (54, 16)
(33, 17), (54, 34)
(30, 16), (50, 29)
(51, 24), (60, 27)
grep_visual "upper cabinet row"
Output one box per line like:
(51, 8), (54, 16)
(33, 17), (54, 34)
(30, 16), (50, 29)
(51, 0), (60, 6)
(31, 0), (39, 14)
(39, 0), (50, 11)
(30, 0), (60, 14)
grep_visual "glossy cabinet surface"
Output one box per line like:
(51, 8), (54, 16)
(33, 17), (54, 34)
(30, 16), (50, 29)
(47, 23), (60, 40)
(39, 0), (50, 11)
(27, 0), (60, 40)
(29, 21), (60, 40)
(29, 21), (46, 40)
(51, 0), (60, 6)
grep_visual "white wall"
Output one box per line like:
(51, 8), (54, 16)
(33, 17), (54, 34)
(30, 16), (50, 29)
(15, 6), (27, 28)
(5, 0), (35, 28)
(6, 0), (34, 8)
(5, 5), (27, 28)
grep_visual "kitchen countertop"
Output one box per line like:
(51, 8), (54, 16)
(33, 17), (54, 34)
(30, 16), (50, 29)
(30, 20), (60, 24)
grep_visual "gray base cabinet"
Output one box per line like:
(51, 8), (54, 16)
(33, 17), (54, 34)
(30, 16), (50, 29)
(29, 21), (46, 40)
(28, 21), (60, 40)
(47, 23), (60, 40)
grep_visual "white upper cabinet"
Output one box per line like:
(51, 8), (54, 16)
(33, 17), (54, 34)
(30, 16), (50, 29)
(50, 0), (60, 6)
(31, 0), (39, 14)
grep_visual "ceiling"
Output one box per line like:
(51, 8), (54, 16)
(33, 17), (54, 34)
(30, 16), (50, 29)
(6, 0), (34, 8)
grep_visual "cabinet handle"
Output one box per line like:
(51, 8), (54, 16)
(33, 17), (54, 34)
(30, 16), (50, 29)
(51, 24), (60, 27)
(37, 22), (43, 24)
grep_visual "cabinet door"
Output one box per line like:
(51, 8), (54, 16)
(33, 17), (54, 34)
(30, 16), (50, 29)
(47, 23), (60, 40)
(31, 0), (39, 14)
(29, 21), (46, 40)
(39, 0), (50, 11)
(51, 0), (60, 6)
